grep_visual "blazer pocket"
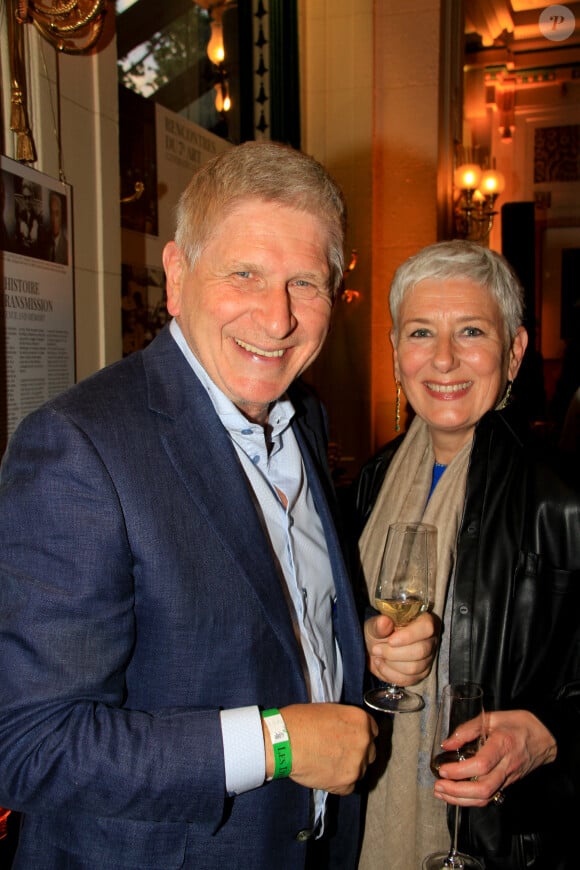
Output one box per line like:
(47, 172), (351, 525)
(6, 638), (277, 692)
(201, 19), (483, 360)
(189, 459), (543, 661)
(45, 813), (188, 869)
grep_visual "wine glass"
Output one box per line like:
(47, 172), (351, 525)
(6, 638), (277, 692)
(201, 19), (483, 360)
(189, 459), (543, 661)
(423, 682), (485, 870)
(364, 521), (436, 714)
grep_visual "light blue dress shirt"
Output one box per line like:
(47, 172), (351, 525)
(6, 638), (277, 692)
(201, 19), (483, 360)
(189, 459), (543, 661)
(169, 320), (342, 829)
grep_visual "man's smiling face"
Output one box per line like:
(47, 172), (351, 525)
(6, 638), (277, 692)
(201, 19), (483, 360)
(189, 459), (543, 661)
(163, 198), (333, 424)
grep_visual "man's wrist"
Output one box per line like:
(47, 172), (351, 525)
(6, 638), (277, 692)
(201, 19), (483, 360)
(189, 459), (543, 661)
(262, 708), (292, 780)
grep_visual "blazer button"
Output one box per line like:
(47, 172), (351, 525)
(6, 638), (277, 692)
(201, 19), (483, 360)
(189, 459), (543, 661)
(295, 828), (315, 842)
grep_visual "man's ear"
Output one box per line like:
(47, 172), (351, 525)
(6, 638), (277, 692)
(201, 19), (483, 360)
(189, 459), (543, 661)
(163, 242), (186, 317)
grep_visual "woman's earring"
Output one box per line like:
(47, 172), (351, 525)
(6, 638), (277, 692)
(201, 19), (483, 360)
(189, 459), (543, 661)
(395, 380), (401, 432)
(496, 379), (513, 410)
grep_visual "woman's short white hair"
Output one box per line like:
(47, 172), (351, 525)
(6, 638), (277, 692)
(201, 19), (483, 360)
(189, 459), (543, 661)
(390, 240), (524, 344)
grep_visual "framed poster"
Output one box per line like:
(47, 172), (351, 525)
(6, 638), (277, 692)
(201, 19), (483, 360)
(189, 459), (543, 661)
(120, 104), (231, 356)
(1, 156), (75, 454)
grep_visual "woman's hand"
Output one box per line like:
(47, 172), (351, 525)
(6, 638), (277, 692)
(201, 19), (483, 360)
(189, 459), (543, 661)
(433, 709), (558, 806)
(364, 612), (438, 686)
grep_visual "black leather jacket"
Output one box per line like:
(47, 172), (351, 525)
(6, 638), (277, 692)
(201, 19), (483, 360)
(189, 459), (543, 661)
(354, 406), (580, 869)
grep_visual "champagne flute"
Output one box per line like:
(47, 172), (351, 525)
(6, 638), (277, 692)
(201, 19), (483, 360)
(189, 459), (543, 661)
(423, 682), (485, 870)
(364, 522), (436, 714)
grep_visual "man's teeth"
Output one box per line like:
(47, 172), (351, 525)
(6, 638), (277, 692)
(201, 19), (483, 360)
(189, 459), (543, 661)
(235, 339), (284, 358)
(426, 381), (472, 393)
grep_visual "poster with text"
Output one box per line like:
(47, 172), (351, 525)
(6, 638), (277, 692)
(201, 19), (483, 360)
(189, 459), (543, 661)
(121, 104), (231, 355)
(1, 156), (75, 454)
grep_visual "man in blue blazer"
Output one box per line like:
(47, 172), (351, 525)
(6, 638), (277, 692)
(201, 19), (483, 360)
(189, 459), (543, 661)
(0, 143), (434, 869)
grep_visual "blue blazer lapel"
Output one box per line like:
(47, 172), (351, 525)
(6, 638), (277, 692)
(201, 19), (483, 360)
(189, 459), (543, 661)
(142, 328), (304, 668)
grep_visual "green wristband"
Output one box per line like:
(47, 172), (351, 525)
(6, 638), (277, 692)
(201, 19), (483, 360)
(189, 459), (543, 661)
(262, 708), (292, 780)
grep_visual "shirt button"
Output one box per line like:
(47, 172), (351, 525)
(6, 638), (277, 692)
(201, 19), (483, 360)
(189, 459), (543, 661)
(241, 428), (253, 435)
(252, 455), (260, 464)
(459, 604), (469, 615)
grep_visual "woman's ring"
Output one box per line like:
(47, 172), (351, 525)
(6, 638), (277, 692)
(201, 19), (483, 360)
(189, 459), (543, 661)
(492, 790), (505, 805)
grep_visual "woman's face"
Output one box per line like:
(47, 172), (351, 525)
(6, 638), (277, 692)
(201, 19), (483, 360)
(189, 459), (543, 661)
(392, 276), (527, 463)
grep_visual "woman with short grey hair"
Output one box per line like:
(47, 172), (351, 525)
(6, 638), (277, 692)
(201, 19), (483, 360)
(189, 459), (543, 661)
(355, 239), (580, 870)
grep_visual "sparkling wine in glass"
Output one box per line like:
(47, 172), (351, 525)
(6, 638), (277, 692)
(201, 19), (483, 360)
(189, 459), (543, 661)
(423, 682), (485, 870)
(364, 522), (436, 714)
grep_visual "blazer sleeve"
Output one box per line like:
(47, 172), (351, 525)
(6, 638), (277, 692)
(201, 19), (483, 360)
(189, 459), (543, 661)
(0, 406), (227, 828)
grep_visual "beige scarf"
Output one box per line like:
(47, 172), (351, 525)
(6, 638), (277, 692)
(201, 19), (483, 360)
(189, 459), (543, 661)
(358, 416), (471, 870)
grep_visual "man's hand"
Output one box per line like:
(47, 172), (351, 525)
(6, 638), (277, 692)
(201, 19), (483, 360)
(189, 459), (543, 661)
(263, 703), (378, 795)
(433, 709), (557, 807)
(364, 612), (438, 686)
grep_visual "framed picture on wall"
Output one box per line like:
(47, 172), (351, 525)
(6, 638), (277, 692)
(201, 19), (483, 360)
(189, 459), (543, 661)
(121, 262), (168, 356)
(534, 124), (580, 184)
(0, 156), (75, 454)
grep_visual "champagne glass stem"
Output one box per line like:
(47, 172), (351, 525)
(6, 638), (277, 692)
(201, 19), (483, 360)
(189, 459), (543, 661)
(445, 807), (463, 868)
(383, 684), (404, 698)
(452, 806), (461, 858)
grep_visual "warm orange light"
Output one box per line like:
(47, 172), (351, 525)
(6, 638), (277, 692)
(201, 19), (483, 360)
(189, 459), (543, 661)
(214, 84), (225, 112)
(479, 168), (505, 196)
(0, 807), (10, 840)
(207, 20), (225, 65)
(214, 81), (231, 113)
(454, 163), (483, 190)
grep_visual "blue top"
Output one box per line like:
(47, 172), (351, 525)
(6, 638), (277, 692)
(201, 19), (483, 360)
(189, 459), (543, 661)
(428, 461), (447, 501)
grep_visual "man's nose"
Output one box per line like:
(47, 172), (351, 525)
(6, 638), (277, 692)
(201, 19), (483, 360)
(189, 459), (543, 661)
(252, 283), (297, 338)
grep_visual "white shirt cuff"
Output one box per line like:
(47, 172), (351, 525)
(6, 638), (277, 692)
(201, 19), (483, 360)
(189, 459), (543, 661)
(220, 705), (266, 794)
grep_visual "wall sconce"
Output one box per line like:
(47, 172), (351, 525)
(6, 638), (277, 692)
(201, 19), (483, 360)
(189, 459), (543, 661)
(453, 158), (505, 243)
(214, 75), (231, 114)
(340, 249), (361, 304)
(206, 6), (231, 114)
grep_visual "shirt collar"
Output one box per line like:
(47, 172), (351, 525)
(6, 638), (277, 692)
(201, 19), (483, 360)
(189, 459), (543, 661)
(169, 318), (295, 438)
